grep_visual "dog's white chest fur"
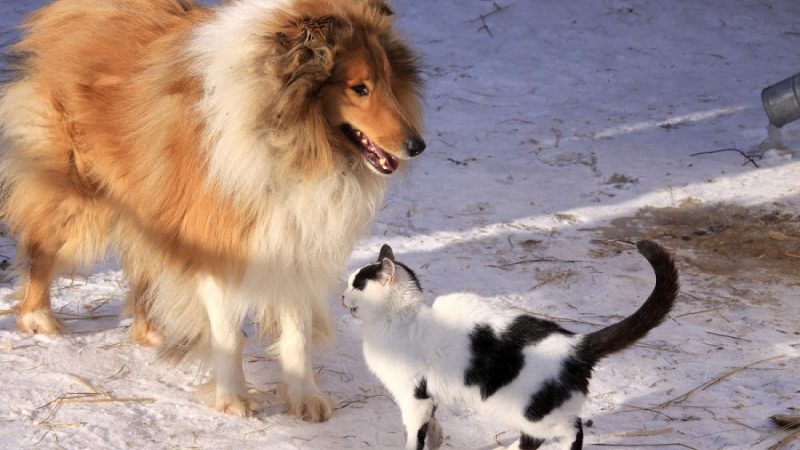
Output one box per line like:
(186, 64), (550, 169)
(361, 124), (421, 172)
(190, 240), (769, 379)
(239, 175), (386, 313)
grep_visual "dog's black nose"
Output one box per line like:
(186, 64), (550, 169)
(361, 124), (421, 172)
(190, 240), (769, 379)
(405, 135), (426, 157)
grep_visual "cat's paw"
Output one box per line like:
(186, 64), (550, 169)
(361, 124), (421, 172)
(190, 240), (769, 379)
(214, 393), (261, 417)
(426, 418), (444, 449)
(17, 309), (65, 335)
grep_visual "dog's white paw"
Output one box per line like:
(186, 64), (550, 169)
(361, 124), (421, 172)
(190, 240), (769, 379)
(214, 393), (261, 417)
(279, 383), (333, 422)
(17, 309), (65, 335)
(130, 320), (164, 347)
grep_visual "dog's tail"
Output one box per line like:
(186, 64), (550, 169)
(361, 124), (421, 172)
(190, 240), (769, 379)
(579, 240), (679, 363)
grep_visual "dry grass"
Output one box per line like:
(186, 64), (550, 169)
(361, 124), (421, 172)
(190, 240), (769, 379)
(657, 354), (786, 408)
(591, 200), (800, 282)
(36, 373), (155, 427)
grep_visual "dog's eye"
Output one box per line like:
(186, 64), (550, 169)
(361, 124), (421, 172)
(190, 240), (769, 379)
(351, 84), (370, 97)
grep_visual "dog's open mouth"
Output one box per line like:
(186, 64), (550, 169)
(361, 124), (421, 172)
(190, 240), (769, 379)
(342, 124), (399, 175)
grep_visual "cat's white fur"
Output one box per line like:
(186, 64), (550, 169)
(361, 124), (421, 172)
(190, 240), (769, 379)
(343, 261), (584, 450)
(344, 241), (678, 450)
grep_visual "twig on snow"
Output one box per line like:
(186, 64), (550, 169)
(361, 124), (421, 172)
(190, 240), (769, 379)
(657, 354), (785, 408)
(689, 148), (761, 168)
(36, 422), (85, 429)
(768, 428), (800, 450)
(612, 402), (675, 421)
(469, 2), (509, 38)
(334, 394), (395, 411)
(614, 428), (674, 438)
(591, 238), (637, 247)
(37, 374), (155, 426)
(511, 307), (604, 327)
(722, 417), (761, 433)
(85, 297), (114, 312)
(531, 270), (577, 290)
(487, 257), (585, 270)
(56, 397), (155, 405)
(58, 312), (117, 321)
(633, 342), (699, 356)
(591, 443), (699, 449)
(552, 127), (562, 148)
(674, 307), (723, 319)
(33, 431), (50, 447)
(705, 331), (752, 342)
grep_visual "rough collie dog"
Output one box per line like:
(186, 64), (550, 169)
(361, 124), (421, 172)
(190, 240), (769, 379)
(0, 0), (424, 420)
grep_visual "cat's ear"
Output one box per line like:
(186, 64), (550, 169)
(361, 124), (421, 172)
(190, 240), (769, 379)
(380, 258), (396, 284)
(379, 244), (395, 261)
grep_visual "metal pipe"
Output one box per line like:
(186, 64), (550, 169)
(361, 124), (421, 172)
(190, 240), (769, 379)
(762, 73), (800, 128)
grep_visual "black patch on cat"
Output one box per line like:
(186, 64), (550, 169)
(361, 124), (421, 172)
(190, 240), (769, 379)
(506, 315), (573, 345)
(525, 379), (570, 422)
(354, 259), (422, 291)
(379, 244), (395, 261)
(414, 378), (429, 400)
(570, 418), (584, 450)
(524, 351), (593, 422)
(520, 434), (545, 450)
(416, 422), (429, 450)
(465, 315), (573, 400)
(352, 262), (382, 290)
(396, 261), (422, 290)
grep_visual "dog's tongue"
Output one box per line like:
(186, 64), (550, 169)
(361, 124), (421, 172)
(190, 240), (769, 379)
(353, 128), (398, 174)
(369, 141), (398, 173)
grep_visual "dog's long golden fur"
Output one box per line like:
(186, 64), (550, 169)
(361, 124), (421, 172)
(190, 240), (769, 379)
(0, 0), (423, 420)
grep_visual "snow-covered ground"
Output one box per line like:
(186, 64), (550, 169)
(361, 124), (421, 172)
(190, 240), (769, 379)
(2, 0), (800, 449)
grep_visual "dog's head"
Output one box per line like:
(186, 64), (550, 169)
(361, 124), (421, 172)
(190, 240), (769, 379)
(266, 0), (425, 176)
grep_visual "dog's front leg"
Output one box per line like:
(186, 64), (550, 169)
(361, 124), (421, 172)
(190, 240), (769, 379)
(277, 306), (333, 422)
(198, 275), (260, 417)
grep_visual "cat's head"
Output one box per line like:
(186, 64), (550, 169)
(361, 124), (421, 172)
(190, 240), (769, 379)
(342, 244), (422, 320)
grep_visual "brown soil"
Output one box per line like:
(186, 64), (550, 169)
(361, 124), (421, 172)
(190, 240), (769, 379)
(590, 199), (800, 282)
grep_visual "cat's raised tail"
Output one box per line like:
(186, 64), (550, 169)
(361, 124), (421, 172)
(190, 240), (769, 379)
(579, 240), (679, 363)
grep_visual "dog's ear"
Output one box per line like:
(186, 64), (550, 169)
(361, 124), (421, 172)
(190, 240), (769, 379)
(369, 0), (394, 17)
(271, 16), (344, 88)
(176, 0), (194, 12)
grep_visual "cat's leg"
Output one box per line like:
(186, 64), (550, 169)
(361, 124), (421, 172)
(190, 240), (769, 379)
(568, 418), (583, 450)
(501, 434), (544, 450)
(425, 416), (444, 449)
(398, 393), (440, 450)
(506, 418), (582, 450)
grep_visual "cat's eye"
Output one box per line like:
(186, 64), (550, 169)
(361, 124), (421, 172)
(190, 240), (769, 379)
(351, 84), (370, 97)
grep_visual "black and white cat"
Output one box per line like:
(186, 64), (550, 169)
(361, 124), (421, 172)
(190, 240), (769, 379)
(342, 241), (678, 450)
